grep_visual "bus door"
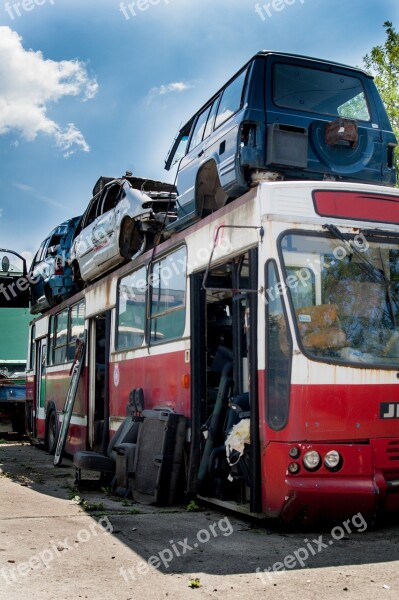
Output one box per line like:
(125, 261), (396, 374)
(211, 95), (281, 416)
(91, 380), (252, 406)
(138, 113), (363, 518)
(189, 248), (261, 513)
(31, 339), (47, 439)
(88, 311), (111, 452)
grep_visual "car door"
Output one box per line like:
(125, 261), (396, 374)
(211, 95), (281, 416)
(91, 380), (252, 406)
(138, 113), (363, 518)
(72, 195), (102, 280)
(29, 239), (50, 306)
(174, 105), (214, 218)
(204, 68), (248, 191)
(91, 183), (122, 266)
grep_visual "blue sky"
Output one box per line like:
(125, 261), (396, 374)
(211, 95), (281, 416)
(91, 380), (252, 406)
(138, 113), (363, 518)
(0, 0), (398, 265)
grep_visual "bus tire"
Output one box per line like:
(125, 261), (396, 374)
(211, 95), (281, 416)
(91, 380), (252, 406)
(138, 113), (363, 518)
(45, 408), (58, 455)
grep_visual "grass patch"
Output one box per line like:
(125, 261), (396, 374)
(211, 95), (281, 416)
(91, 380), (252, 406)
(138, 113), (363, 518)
(186, 500), (200, 512)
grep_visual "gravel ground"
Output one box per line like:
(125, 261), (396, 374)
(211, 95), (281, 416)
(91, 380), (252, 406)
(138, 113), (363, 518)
(0, 438), (398, 600)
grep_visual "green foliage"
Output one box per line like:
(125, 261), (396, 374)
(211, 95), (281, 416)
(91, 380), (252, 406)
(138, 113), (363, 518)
(364, 22), (399, 180)
(189, 578), (201, 589)
(71, 494), (104, 512)
(186, 500), (200, 512)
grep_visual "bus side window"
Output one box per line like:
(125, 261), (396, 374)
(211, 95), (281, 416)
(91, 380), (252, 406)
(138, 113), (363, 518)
(68, 300), (85, 360)
(54, 308), (69, 364)
(117, 266), (147, 351)
(265, 260), (292, 431)
(150, 246), (187, 343)
(48, 316), (54, 366)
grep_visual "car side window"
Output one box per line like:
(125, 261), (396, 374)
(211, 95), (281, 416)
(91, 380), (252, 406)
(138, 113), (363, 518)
(31, 243), (45, 268)
(85, 197), (101, 226)
(101, 185), (121, 214)
(203, 97), (220, 140)
(214, 69), (247, 129)
(165, 121), (193, 169)
(188, 105), (212, 152)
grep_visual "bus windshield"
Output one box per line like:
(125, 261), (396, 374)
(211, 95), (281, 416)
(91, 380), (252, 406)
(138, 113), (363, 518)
(280, 231), (399, 367)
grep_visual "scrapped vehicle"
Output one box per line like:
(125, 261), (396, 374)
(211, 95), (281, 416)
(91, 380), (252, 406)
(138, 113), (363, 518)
(29, 217), (82, 315)
(69, 175), (176, 283)
(165, 51), (397, 231)
(0, 378), (26, 434)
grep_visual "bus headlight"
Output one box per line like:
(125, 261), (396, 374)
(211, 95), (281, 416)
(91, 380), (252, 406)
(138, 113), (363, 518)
(324, 450), (342, 470)
(303, 450), (321, 471)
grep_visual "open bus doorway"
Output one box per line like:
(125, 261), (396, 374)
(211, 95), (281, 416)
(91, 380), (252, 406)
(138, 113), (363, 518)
(88, 312), (110, 453)
(33, 339), (46, 440)
(189, 248), (261, 514)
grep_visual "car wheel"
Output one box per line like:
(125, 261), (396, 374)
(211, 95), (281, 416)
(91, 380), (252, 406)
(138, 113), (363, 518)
(46, 409), (58, 455)
(44, 285), (56, 308)
(120, 218), (146, 260)
(71, 261), (84, 288)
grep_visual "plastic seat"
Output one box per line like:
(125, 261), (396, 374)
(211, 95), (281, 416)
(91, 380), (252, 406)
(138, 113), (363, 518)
(74, 416), (139, 484)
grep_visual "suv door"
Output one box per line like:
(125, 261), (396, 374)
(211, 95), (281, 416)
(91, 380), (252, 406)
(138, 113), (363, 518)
(203, 68), (248, 192)
(174, 105), (214, 218)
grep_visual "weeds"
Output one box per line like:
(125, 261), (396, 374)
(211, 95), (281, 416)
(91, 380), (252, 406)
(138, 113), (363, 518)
(186, 500), (200, 512)
(72, 495), (105, 512)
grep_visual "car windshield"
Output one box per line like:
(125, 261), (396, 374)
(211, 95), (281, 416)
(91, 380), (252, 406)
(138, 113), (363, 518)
(280, 231), (399, 367)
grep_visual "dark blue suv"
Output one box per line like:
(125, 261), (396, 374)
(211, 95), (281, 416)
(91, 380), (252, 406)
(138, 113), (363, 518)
(29, 216), (82, 314)
(165, 51), (397, 231)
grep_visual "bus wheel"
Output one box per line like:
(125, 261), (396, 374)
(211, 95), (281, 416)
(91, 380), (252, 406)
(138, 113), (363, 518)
(46, 409), (58, 455)
(119, 218), (146, 260)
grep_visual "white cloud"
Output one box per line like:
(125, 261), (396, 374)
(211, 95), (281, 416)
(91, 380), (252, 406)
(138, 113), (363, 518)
(0, 27), (98, 156)
(147, 81), (193, 103)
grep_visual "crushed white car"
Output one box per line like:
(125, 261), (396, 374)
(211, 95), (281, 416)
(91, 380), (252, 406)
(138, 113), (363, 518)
(70, 174), (176, 283)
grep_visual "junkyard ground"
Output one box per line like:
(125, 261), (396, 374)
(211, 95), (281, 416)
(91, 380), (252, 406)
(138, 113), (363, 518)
(0, 438), (398, 600)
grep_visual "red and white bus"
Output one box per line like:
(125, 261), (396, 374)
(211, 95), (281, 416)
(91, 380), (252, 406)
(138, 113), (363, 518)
(26, 179), (399, 522)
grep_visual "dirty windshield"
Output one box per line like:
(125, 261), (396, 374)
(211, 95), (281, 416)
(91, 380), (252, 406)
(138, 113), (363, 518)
(280, 231), (399, 367)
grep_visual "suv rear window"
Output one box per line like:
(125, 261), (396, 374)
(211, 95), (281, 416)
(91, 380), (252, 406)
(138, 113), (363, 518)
(273, 63), (371, 122)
